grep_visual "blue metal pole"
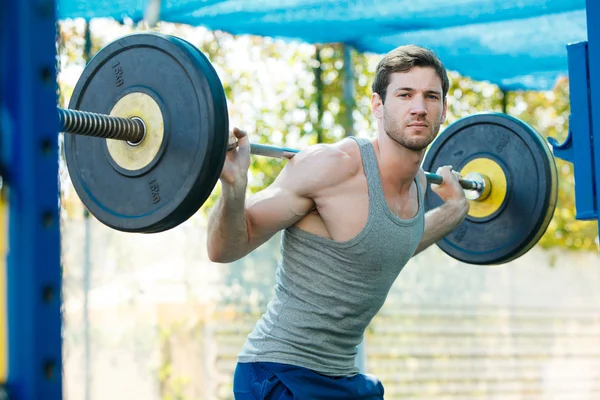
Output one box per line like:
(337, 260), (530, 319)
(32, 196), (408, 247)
(585, 0), (600, 240)
(1, 0), (62, 399)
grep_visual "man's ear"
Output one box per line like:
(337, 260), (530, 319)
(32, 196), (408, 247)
(441, 97), (448, 124)
(372, 93), (383, 119)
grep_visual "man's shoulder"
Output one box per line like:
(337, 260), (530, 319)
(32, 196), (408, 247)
(293, 138), (360, 169)
(282, 139), (361, 196)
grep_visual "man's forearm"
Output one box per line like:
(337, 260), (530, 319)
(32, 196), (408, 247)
(413, 200), (469, 256)
(207, 181), (250, 262)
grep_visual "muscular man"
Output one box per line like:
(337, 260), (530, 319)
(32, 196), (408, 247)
(207, 45), (469, 399)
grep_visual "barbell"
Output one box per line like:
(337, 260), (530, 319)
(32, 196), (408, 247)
(58, 107), (485, 191)
(60, 32), (558, 265)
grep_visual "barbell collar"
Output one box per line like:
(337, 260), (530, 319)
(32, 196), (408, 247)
(462, 172), (491, 200)
(58, 107), (145, 144)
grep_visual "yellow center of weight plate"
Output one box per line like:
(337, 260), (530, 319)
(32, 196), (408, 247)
(107, 92), (164, 171)
(460, 158), (507, 219)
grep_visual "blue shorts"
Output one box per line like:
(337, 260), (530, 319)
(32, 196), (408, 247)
(233, 361), (385, 399)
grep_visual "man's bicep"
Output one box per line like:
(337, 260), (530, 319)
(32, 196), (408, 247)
(245, 179), (314, 246)
(244, 143), (349, 248)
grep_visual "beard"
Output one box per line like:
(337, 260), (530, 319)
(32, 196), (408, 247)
(383, 110), (441, 151)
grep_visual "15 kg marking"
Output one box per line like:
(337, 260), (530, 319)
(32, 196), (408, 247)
(113, 61), (124, 87)
(496, 133), (510, 153)
(149, 179), (161, 204)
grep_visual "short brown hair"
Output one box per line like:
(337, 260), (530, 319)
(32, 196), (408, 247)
(372, 45), (449, 104)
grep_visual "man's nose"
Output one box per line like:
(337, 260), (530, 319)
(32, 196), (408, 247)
(410, 96), (428, 115)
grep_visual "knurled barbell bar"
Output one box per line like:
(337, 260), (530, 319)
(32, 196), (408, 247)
(62, 31), (558, 265)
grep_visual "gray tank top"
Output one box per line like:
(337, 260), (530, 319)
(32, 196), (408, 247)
(237, 137), (425, 376)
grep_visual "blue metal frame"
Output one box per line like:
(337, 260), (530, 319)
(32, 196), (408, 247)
(551, 41), (596, 220)
(585, 0), (600, 239)
(551, 1), (600, 238)
(1, 0), (62, 399)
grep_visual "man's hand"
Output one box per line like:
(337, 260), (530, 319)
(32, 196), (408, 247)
(221, 127), (252, 186)
(430, 165), (469, 211)
(412, 166), (470, 256)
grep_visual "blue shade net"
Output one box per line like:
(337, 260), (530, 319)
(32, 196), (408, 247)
(56, 0), (588, 90)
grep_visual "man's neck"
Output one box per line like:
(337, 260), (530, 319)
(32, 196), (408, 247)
(372, 135), (423, 194)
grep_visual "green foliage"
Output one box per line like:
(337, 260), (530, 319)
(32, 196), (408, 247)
(56, 19), (598, 253)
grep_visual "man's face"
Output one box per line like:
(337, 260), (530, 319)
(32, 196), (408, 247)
(372, 67), (447, 151)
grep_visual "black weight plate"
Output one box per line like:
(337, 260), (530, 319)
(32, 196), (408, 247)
(65, 33), (229, 233)
(140, 36), (228, 234)
(422, 112), (558, 265)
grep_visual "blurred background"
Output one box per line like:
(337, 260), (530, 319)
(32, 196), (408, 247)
(56, 17), (600, 400)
